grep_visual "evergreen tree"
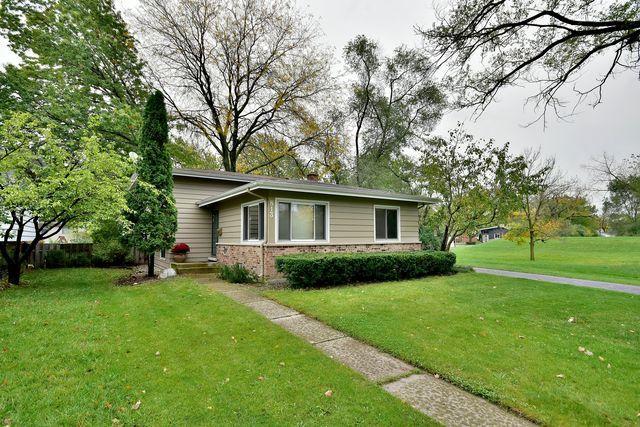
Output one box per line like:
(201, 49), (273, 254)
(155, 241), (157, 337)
(126, 91), (177, 277)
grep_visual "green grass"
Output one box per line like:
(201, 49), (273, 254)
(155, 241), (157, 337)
(266, 273), (640, 425)
(0, 269), (432, 425)
(454, 237), (640, 285)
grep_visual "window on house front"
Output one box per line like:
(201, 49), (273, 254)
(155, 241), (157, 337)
(277, 201), (327, 241)
(375, 207), (399, 240)
(160, 248), (166, 258)
(242, 201), (264, 241)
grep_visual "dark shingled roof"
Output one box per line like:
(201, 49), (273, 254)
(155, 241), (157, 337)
(171, 168), (436, 205)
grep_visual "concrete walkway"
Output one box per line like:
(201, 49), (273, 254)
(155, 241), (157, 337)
(198, 278), (534, 427)
(474, 267), (640, 295)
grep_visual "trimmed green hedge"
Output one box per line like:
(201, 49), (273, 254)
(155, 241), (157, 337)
(275, 251), (456, 288)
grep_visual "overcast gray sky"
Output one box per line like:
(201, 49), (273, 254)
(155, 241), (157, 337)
(2, 0), (638, 202)
(303, 0), (640, 194)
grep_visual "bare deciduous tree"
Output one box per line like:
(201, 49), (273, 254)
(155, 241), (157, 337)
(422, 0), (640, 124)
(135, 0), (334, 171)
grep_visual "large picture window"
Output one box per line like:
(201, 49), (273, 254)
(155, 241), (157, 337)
(374, 206), (399, 241)
(277, 201), (327, 242)
(242, 201), (264, 241)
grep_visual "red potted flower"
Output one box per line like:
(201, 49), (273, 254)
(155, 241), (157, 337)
(171, 243), (190, 263)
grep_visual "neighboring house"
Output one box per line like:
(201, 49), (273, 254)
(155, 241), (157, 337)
(0, 219), (69, 244)
(0, 219), (36, 242)
(454, 234), (479, 245)
(157, 168), (436, 277)
(478, 226), (509, 243)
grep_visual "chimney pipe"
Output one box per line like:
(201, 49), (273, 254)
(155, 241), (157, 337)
(306, 172), (319, 181)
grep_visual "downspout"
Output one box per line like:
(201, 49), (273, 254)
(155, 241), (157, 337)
(247, 188), (266, 278)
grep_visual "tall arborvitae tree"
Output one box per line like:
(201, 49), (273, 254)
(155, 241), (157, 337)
(126, 91), (177, 277)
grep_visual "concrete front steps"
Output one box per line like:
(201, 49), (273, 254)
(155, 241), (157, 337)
(171, 262), (221, 276)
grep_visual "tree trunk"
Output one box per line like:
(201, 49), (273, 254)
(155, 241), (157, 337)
(7, 263), (20, 286)
(529, 230), (535, 261)
(440, 226), (450, 252)
(354, 140), (361, 186)
(148, 252), (155, 277)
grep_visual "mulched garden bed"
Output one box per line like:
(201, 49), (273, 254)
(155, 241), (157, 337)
(115, 271), (158, 287)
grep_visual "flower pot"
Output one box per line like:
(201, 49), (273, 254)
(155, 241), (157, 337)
(173, 253), (187, 263)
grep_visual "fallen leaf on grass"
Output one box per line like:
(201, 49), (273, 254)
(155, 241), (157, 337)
(578, 346), (586, 353)
(585, 350), (593, 357)
(257, 376), (264, 381)
(131, 400), (141, 410)
(231, 336), (237, 344)
(556, 374), (565, 378)
(567, 317), (575, 323)
(598, 356), (605, 362)
(434, 374), (440, 379)
(104, 402), (112, 409)
(155, 351), (160, 356)
(518, 335), (525, 339)
(324, 390), (333, 397)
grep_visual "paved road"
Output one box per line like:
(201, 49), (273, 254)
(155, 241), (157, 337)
(474, 268), (640, 295)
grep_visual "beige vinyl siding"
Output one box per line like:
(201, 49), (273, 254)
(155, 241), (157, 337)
(156, 176), (241, 268)
(217, 193), (266, 244)
(264, 190), (421, 245)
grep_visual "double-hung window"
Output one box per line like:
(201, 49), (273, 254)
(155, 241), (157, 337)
(374, 206), (400, 241)
(242, 201), (265, 242)
(277, 201), (327, 242)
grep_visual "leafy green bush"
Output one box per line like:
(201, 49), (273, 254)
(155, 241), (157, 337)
(66, 253), (91, 267)
(45, 250), (67, 268)
(219, 263), (258, 284)
(0, 256), (7, 281)
(91, 240), (133, 267)
(90, 220), (134, 267)
(276, 251), (456, 288)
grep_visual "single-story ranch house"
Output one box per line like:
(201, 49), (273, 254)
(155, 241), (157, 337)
(156, 169), (436, 277)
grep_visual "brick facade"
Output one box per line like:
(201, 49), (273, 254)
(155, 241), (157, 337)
(217, 243), (422, 277)
(217, 244), (264, 276)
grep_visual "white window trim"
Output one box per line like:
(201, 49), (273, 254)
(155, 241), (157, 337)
(275, 198), (330, 243)
(373, 205), (401, 243)
(240, 200), (266, 244)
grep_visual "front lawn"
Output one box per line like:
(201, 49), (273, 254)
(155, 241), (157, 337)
(0, 269), (431, 425)
(266, 273), (640, 425)
(454, 236), (640, 285)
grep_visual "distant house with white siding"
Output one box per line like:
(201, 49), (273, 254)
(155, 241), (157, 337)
(0, 219), (37, 242)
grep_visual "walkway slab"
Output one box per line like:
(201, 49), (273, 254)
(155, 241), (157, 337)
(474, 267), (640, 295)
(245, 299), (299, 319)
(221, 289), (267, 304)
(273, 314), (346, 344)
(315, 336), (414, 382)
(384, 374), (533, 427)
(196, 277), (241, 293)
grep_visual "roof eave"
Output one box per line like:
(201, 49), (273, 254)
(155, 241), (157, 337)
(197, 181), (436, 207)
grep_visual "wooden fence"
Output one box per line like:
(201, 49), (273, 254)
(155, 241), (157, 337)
(1, 242), (147, 269)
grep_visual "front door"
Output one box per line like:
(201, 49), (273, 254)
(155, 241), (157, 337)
(211, 210), (219, 257)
